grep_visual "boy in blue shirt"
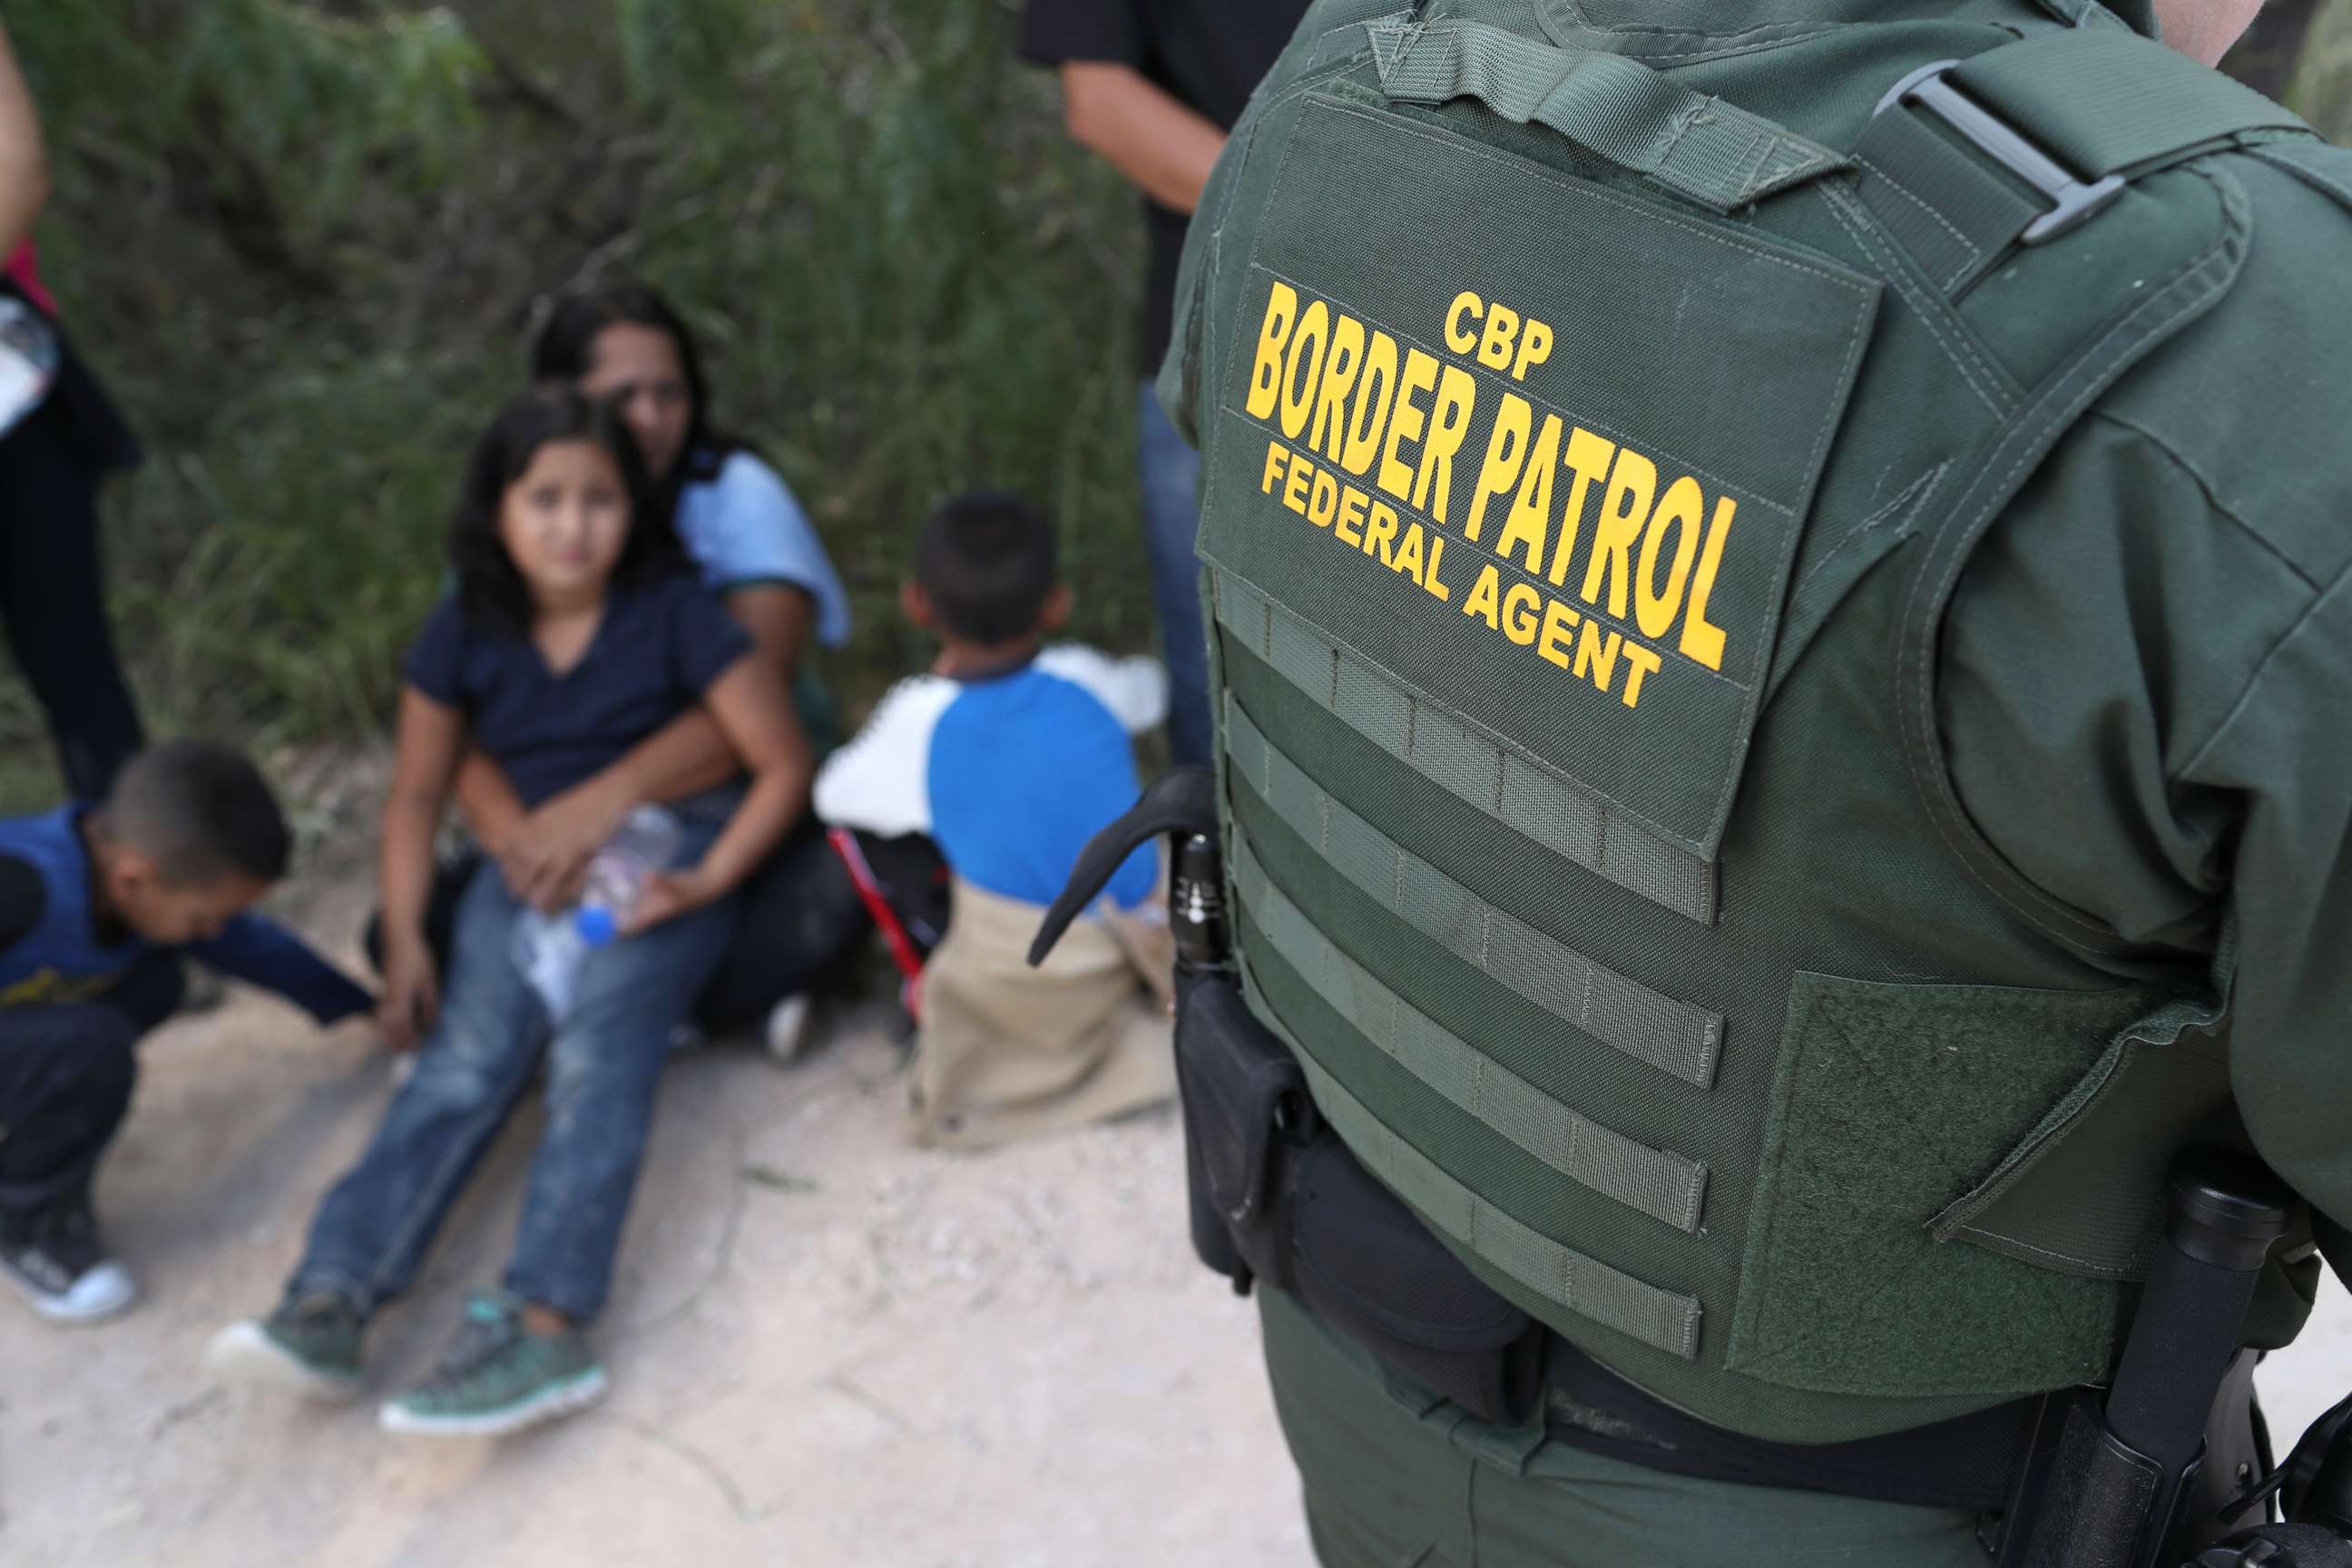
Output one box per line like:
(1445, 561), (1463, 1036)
(0, 742), (370, 1322)
(815, 493), (1173, 1149)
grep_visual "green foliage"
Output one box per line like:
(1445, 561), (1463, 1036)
(613, 0), (756, 108)
(2291, 0), (2352, 142)
(0, 0), (1144, 772)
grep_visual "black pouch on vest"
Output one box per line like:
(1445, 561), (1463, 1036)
(1177, 975), (1544, 1426)
(1286, 1132), (1547, 1426)
(1175, 975), (1317, 1289)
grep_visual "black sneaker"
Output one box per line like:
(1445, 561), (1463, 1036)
(206, 1289), (366, 1400)
(0, 1204), (138, 1325)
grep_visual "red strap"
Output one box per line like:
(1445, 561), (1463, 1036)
(5, 242), (56, 317)
(827, 828), (927, 1020)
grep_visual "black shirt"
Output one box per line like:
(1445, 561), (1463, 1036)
(1020, 0), (1314, 373)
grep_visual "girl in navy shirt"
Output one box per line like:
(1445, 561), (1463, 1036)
(211, 390), (808, 1436)
(417, 283), (863, 1063)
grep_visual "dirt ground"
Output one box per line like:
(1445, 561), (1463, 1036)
(4, 873), (2347, 1567)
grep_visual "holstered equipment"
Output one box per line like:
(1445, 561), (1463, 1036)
(1994, 1152), (2294, 1566)
(1038, 772), (1546, 1427)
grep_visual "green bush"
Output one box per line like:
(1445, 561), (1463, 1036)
(2291, 0), (2352, 141)
(2, 0), (1145, 793)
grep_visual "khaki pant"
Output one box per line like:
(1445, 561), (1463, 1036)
(906, 877), (1175, 1152)
(1259, 1289), (1990, 1567)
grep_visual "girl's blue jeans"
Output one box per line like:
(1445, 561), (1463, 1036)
(289, 819), (735, 1324)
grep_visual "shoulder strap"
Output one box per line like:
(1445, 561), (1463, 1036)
(1857, 30), (2316, 290)
(1949, 29), (2312, 181)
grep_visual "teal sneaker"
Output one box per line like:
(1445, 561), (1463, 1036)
(378, 1292), (607, 1437)
(205, 1291), (365, 1400)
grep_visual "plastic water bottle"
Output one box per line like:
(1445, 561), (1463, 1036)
(512, 806), (682, 1020)
(0, 297), (58, 436)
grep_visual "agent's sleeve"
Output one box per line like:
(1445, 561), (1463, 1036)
(1946, 413), (2352, 1232)
(190, 915), (373, 1025)
(2179, 572), (2352, 1234)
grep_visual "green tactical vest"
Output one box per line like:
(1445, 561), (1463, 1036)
(1165, 0), (2335, 1446)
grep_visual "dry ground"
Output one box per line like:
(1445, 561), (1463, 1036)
(2, 872), (2344, 1568)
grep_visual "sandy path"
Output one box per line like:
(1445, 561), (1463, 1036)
(2, 881), (2344, 1565)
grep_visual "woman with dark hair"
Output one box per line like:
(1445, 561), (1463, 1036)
(433, 282), (863, 1056)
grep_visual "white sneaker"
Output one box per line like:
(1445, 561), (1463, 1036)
(763, 994), (814, 1065)
(0, 1211), (139, 1325)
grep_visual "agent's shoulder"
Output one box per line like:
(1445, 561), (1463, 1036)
(2087, 141), (2352, 587)
(2220, 138), (2352, 287)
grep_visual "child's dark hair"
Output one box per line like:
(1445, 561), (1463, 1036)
(915, 491), (1059, 645)
(447, 389), (681, 638)
(529, 282), (742, 491)
(98, 742), (290, 887)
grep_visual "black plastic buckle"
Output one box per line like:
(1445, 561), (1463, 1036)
(1874, 59), (2127, 244)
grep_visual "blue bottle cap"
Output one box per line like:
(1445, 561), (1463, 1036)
(576, 906), (618, 948)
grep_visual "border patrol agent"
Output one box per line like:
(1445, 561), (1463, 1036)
(1120, 0), (2352, 1562)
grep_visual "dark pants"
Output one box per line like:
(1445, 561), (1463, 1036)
(0, 395), (145, 800)
(0, 957), (183, 1235)
(693, 817), (871, 1034)
(366, 815), (871, 1038)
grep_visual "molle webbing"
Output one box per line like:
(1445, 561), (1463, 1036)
(1856, 30), (2312, 294)
(1224, 694), (1724, 1090)
(1232, 836), (1710, 1235)
(1211, 569), (1718, 925)
(1237, 947), (1707, 1360)
(1949, 31), (2308, 181)
(1368, 19), (1851, 212)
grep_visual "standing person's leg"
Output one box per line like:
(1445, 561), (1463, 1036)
(381, 828), (739, 1436)
(0, 405), (146, 799)
(1137, 380), (1213, 768)
(208, 869), (544, 1396)
(691, 815), (868, 1051)
(0, 1000), (142, 1323)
